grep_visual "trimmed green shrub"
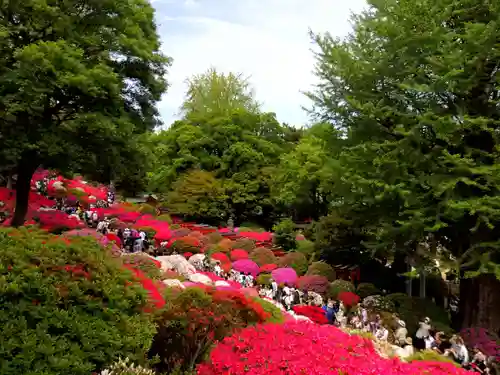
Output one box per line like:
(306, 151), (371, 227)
(278, 252), (308, 275)
(296, 239), (315, 260)
(138, 204), (157, 215)
(356, 282), (381, 298)
(328, 279), (355, 300)
(207, 232), (223, 244)
(231, 238), (256, 251)
(0, 228), (156, 375)
(306, 261), (336, 281)
(256, 273), (272, 286)
(252, 297), (285, 323)
(272, 218), (297, 250)
(156, 214), (172, 223)
(250, 247), (277, 266)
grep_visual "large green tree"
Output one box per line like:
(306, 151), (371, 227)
(180, 67), (260, 118)
(0, 0), (170, 226)
(308, 0), (500, 331)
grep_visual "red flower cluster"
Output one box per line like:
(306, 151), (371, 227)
(297, 275), (329, 294)
(339, 291), (360, 308)
(292, 305), (329, 324)
(197, 321), (473, 375)
(211, 289), (270, 323)
(124, 264), (165, 308)
(230, 249), (249, 261)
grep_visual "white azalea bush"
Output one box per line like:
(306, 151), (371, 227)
(99, 358), (154, 375)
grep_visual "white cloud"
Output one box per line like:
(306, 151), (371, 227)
(154, 0), (367, 127)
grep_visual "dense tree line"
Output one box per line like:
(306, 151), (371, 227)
(1, 0), (500, 332)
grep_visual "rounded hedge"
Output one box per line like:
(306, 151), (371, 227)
(297, 275), (329, 295)
(327, 279), (355, 300)
(0, 228), (156, 375)
(278, 252), (308, 276)
(296, 239), (315, 260)
(249, 247), (277, 266)
(231, 238), (256, 252)
(256, 273), (272, 286)
(356, 282), (381, 298)
(252, 298), (285, 323)
(306, 261), (336, 281)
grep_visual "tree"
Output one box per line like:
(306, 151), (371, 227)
(180, 67), (260, 118)
(0, 0), (170, 226)
(308, 0), (500, 331)
(165, 170), (227, 224)
(149, 109), (294, 226)
(273, 123), (341, 220)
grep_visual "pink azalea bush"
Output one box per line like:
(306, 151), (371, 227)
(461, 327), (500, 361)
(232, 259), (260, 276)
(271, 267), (298, 286)
(197, 321), (473, 375)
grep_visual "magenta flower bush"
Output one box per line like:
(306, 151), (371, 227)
(271, 267), (298, 286)
(232, 259), (260, 276)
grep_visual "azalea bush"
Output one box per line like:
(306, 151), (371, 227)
(297, 275), (329, 294)
(197, 320), (470, 375)
(121, 253), (164, 280)
(171, 236), (202, 254)
(278, 252), (308, 275)
(306, 261), (336, 281)
(328, 279), (355, 299)
(149, 287), (269, 374)
(250, 247), (277, 266)
(256, 273), (272, 286)
(460, 328), (500, 361)
(338, 291), (360, 309)
(229, 249), (249, 261)
(0, 228), (156, 375)
(231, 238), (255, 251)
(292, 305), (328, 324)
(252, 297), (285, 323)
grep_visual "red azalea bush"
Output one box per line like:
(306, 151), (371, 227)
(297, 275), (329, 294)
(171, 235), (202, 253)
(260, 263), (278, 273)
(339, 291), (361, 308)
(121, 253), (165, 280)
(149, 287), (269, 374)
(183, 252), (193, 258)
(197, 320), (472, 375)
(250, 247), (277, 266)
(292, 305), (329, 324)
(216, 238), (233, 252)
(211, 252), (230, 263)
(220, 262), (232, 273)
(461, 327), (500, 361)
(230, 249), (249, 261)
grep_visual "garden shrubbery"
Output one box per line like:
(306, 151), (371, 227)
(356, 282), (381, 298)
(327, 279), (355, 299)
(306, 261), (336, 281)
(297, 275), (329, 294)
(296, 239), (315, 260)
(278, 252), (308, 275)
(0, 228), (156, 375)
(121, 253), (164, 280)
(250, 247), (277, 266)
(149, 287), (269, 374)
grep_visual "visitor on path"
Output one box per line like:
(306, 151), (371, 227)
(394, 319), (408, 346)
(414, 317), (431, 350)
(271, 279), (278, 300)
(375, 323), (389, 341)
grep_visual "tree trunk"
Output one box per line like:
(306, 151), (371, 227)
(459, 274), (500, 333)
(11, 154), (38, 227)
(419, 270), (426, 298)
(6, 175), (13, 189)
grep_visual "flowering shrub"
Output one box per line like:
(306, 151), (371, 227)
(297, 275), (329, 294)
(121, 253), (165, 280)
(250, 247), (277, 266)
(171, 236), (201, 253)
(271, 267), (298, 285)
(260, 263), (278, 273)
(339, 291), (361, 308)
(232, 259), (260, 276)
(99, 357), (155, 375)
(357, 282), (381, 298)
(210, 252), (230, 263)
(252, 297), (285, 323)
(461, 328), (500, 361)
(207, 232), (223, 244)
(306, 261), (336, 281)
(197, 320), (472, 375)
(216, 238), (233, 252)
(328, 279), (355, 299)
(292, 305), (328, 324)
(149, 287), (269, 374)
(230, 249), (249, 261)
(0, 228), (156, 375)
(278, 252), (308, 275)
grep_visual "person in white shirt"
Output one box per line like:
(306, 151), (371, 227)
(271, 280), (278, 300)
(375, 325), (389, 341)
(214, 264), (221, 276)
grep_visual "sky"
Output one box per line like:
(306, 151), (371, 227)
(152, 0), (367, 127)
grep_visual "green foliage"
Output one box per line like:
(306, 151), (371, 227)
(256, 273), (272, 286)
(356, 283), (381, 299)
(307, 0), (500, 329)
(180, 67), (260, 118)
(207, 232), (224, 244)
(251, 297), (285, 324)
(250, 247), (277, 266)
(138, 204), (157, 215)
(328, 280), (355, 300)
(296, 239), (316, 261)
(406, 350), (459, 366)
(278, 252), (308, 276)
(0, 0), (170, 225)
(157, 214), (173, 224)
(306, 261), (336, 282)
(0, 228), (156, 375)
(272, 218), (297, 251)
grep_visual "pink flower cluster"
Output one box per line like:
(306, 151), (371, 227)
(197, 321), (473, 375)
(461, 327), (500, 361)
